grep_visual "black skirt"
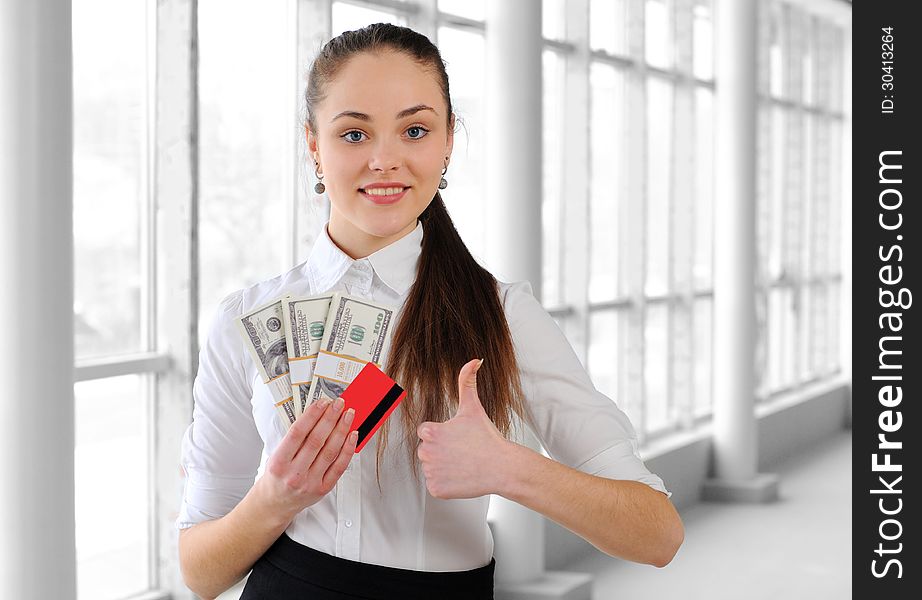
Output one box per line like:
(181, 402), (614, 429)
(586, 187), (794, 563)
(240, 533), (496, 599)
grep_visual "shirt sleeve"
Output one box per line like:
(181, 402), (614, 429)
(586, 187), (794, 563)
(175, 290), (265, 530)
(503, 280), (670, 497)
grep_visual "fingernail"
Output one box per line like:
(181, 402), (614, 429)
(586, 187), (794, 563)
(344, 408), (355, 423)
(475, 358), (484, 372)
(333, 397), (345, 411)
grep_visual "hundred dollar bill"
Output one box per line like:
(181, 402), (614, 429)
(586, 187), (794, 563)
(235, 297), (297, 428)
(282, 293), (334, 418)
(306, 292), (399, 407)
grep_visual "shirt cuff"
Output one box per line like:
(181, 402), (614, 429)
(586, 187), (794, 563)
(574, 440), (672, 498)
(175, 469), (256, 530)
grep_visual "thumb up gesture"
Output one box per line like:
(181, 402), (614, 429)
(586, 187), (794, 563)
(416, 358), (516, 500)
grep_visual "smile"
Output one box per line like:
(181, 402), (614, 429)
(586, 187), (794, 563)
(359, 187), (409, 205)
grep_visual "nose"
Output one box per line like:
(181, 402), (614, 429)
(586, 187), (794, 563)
(367, 136), (403, 172)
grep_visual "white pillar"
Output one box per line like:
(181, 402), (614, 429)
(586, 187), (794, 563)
(0, 1), (76, 597)
(484, 0), (544, 582)
(485, 1), (591, 598)
(485, 0), (543, 296)
(704, 0), (778, 502)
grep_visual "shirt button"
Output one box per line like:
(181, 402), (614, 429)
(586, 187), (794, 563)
(345, 519), (353, 527)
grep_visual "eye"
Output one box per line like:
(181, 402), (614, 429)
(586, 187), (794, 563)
(406, 125), (430, 140)
(341, 130), (366, 143)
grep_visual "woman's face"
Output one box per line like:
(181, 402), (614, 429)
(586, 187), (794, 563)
(307, 50), (454, 258)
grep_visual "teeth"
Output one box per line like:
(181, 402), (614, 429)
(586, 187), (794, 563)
(364, 187), (404, 196)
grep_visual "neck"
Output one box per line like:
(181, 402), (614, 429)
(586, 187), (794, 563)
(327, 213), (417, 259)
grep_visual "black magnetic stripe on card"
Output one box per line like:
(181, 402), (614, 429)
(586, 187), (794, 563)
(356, 383), (404, 444)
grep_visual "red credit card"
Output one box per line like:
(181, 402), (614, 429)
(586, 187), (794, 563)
(341, 362), (407, 453)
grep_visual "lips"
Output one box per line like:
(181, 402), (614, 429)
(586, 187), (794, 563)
(359, 186), (409, 205)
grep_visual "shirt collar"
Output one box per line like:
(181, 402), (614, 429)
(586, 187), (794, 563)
(307, 219), (423, 296)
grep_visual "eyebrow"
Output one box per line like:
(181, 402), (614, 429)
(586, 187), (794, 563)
(330, 104), (438, 124)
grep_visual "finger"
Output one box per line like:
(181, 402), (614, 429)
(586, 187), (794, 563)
(274, 397), (332, 465)
(460, 358), (483, 389)
(311, 406), (355, 473)
(292, 396), (347, 467)
(322, 427), (359, 489)
(417, 421), (435, 441)
(456, 358), (484, 416)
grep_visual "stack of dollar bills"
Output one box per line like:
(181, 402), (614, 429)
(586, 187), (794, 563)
(235, 292), (399, 430)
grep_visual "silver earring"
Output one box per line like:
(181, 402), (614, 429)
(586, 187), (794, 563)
(438, 160), (448, 190)
(314, 161), (325, 194)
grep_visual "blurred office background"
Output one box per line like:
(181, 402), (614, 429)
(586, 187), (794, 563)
(0, 0), (851, 598)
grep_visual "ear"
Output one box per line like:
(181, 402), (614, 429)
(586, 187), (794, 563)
(306, 126), (319, 158)
(445, 114), (455, 162)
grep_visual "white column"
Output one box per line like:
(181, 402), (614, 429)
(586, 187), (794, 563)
(484, 0), (544, 583)
(704, 0), (778, 502)
(485, 0), (543, 295)
(0, 2), (76, 598)
(485, 1), (591, 598)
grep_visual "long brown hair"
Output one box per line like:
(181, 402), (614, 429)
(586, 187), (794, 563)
(303, 23), (528, 492)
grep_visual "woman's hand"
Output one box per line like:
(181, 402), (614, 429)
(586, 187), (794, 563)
(257, 396), (358, 523)
(416, 358), (516, 500)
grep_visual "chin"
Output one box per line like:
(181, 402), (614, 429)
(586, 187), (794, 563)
(355, 211), (418, 238)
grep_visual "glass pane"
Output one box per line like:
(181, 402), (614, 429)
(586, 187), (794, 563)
(75, 375), (148, 600)
(73, 0), (147, 360)
(768, 105), (786, 281)
(807, 283), (824, 376)
(800, 281), (814, 382)
(438, 0), (485, 21)
(767, 286), (784, 393)
(693, 297), (712, 416)
(590, 0), (627, 55)
(829, 27), (845, 113)
(437, 27), (487, 256)
(332, 3), (406, 38)
(768, 2), (783, 98)
(589, 63), (625, 302)
(803, 20), (815, 107)
(693, 86), (713, 291)
(198, 0), (290, 345)
(692, 0), (713, 80)
(782, 286), (798, 387)
(588, 310), (620, 410)
(645, 76), (673, 297)
(829, 119), (843, 275)
(645, 0), (673, 70)
(543, 0), (567, 42)
(828, 281), (840, 373)
(644, 304), (670, 433)
(542, 50), (566, 307)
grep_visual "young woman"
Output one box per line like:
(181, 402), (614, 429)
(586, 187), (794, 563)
(177, 22), (683, 600)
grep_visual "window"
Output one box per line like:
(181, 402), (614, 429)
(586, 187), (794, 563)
(74, 376), (150, 600)
(72, 1), (161, 598)
(433, 26), (486, 257)
(755, 1), (846, 400)
(581, 0), (718, 440)
(197, 0), (292, 343)
(332, 2), (406, 37)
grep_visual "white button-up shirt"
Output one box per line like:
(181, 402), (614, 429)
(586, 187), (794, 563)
(176, 218), (669, 572)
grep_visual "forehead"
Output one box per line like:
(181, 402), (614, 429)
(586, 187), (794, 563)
(321, 51), (444, 119)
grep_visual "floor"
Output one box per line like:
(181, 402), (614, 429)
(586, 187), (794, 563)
(219, 431), (851, 600)
(566, 431), (852, 600)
